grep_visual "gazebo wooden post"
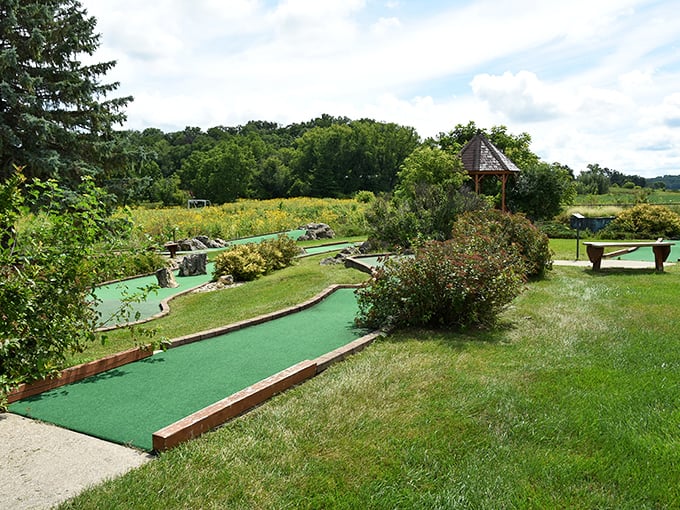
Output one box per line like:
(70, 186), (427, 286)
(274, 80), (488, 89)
(459, 133), (520, 213)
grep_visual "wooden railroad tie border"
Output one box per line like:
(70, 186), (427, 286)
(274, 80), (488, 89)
(166, 283), (362, 349)
(6, 345), (154, 404)
(152, 360), (317, 452)
(152, 328), (385, 452)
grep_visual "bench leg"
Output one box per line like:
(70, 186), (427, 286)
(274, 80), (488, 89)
(586, 245), (604, 271)
(653, 245), (671, 271)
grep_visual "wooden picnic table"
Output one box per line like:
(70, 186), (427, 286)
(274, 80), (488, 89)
(583, 240), (675, 271)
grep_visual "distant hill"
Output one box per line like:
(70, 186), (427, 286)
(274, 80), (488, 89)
(647, 175), (680, 190)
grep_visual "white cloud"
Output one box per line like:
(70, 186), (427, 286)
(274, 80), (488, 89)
(371, 17), (401, 36)
(471, 71), (565, 122)
(78, 0), (680, 177)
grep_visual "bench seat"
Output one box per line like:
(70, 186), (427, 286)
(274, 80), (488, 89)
(583, 241), (675, 271)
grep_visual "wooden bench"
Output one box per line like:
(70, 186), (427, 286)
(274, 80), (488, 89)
(164, 242), (180, 258)
(583, 240), (675, 271)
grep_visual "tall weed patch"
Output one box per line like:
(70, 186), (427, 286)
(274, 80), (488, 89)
(127, 197), (368, 244)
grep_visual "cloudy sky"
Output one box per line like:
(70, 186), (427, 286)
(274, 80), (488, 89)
(80, 0), (680, 177)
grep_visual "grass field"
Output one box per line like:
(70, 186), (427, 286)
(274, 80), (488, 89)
(573, 187), (680, 207)
(57, 260), (680, 509)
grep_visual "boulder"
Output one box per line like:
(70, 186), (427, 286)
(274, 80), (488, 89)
(155, 267), (179, 288)
(178, 238), (208, 251)
(320, 246), (361, 265)
(297, 223), (335, 241)
(179, 253), (207, 276)
(217, 274), (234, 287)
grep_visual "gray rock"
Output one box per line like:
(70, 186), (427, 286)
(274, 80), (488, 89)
(155, 267), (179, 288)
(178, 238), (208, 251)
(297, 223), (335, 241)
(179, 253), (207, 276)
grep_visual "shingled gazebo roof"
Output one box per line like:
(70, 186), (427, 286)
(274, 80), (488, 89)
(459, 133), (521, 174)
(459, 133), (520, 211)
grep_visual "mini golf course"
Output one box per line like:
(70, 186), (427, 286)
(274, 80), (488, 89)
(10, 286), (377, 452)
(94, 235), (362, 329)
(614, 243), (680, 263)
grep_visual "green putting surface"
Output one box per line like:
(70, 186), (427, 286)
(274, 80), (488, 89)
(94, 231), (354, 327)
(10, 289), (367, 451)
(614, 243), (680, 263)
(93, 263), (215, 327)
(302, 242), (359, 255)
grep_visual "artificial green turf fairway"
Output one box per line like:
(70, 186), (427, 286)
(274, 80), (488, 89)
(93, 263), (215, 327)
(10, 288), (367, 451)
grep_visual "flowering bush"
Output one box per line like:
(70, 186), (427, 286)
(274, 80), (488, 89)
(256, 235), (302, 272)
(451, 210), (553, 278)
(355, 235), (525, 330)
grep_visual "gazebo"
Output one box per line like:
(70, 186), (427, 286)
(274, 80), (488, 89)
(459, 133), (520, 212)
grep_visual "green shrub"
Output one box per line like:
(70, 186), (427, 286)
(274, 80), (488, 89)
(365, 185), (488, 249)
(536, 220), (579, 239)
(451, 210), (553, 278)
(256, 235), (302, 272)
(598, 204), (680, 239)
(213, 245), (267, 281)
(354, 190), (375, 203)
(212, 235), (301, 282)
(355, 236), (525, 330)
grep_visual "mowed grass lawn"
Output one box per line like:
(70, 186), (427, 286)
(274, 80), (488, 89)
(59, 262), (680, 509)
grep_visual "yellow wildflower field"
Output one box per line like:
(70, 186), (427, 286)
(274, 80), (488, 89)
(127, 197), (369, 242)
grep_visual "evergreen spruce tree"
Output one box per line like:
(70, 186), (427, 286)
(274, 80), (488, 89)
(0, 0), (131, 184)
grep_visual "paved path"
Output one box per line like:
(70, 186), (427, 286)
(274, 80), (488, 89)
(553, 259), (672, 269)
(0, 413), (151, 510)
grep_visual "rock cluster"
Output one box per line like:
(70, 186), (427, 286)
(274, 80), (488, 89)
(176, 236), (228, 251)
(192, 275), (241, 294)
(320, 245), (365, 265)
(297, 223), (335, 241)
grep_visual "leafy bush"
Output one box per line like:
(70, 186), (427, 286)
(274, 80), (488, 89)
(451, 210), (553, 278)
(213, 244), (267, 281)
(536, 220), (579, 239)
(598, 204), (680, 239)
(212, 235), (301, 282)
(1, 171), (134, 400)
(355, 236), (525, 330)
(354, 190), (375, 203)
(255, 235), (302, 272)
(365, 184), (488, 249)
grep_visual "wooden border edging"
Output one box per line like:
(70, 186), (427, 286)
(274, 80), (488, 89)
(312, 330), (385, 373)
(152, 360), (317, 451)
(151, 328), (385, 452)
(166, 284), (362, 349)
(7, 345), (154, 404)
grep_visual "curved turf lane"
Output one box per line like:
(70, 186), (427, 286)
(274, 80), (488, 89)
(10, 289), (367, 451)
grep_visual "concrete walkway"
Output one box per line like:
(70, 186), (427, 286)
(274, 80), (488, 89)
(553, 259), (673, 269)
(0, 413), (152, 510)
